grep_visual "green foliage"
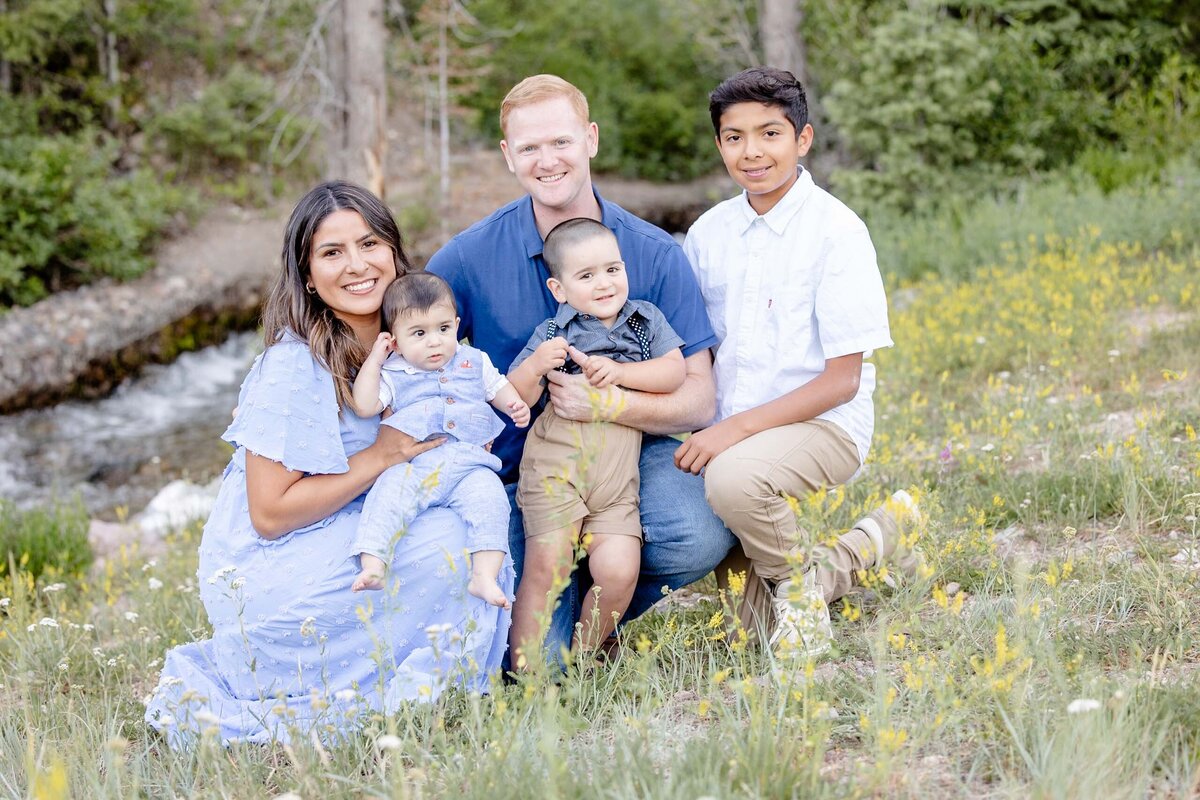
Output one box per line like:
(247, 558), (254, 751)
(0, 97), (192, 306)
(0, 499), (92, 582)
(460, 0), (722, 181)
(868, 158), (1200, 284)
(149, 65), (311, 194)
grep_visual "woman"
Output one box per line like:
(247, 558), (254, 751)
(145, 182), (512, 746)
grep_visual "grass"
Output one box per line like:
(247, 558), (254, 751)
(1, 224), (1198, 797)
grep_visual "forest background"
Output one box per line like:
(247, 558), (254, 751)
(1, 0), (1198, 307)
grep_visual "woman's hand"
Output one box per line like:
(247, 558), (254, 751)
(371, 425), (446, 471)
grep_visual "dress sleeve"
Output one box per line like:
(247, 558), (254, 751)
(222, 338), (350, 474)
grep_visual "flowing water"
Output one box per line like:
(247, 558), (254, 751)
(0, 332), (261, 517)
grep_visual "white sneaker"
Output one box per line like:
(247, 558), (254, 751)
(857, 490), (925, 588)
(769, 576), (832, 659)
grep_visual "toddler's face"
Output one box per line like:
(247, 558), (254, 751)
(546, 234), (628, 325)
(390, 303), (459, 370)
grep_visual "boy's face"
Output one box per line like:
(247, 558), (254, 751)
(500, 96), (599, 218)
(390, 303), (460, 371)
(546, 234), (629, 326)
(715, 101), (813, 215)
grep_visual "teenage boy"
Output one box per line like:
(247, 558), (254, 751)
(426, 74), (735, 661)
(678, 67), (919, 657)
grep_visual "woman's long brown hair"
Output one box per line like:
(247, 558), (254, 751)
(262, 181), (413, 409)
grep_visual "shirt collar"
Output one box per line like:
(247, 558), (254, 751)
(551, 299), (637, 328)
(520, 187), (616, 260)
(381, 353), (422, 374)
(736, 167), (814, 235)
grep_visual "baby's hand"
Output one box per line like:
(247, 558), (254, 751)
(506, 398), (531, 428)
(369, 332), (394, 360)
(533, 336), (570, 376)
(582, 355), (623, 388)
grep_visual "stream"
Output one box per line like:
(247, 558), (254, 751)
(0, 332), (261, 518)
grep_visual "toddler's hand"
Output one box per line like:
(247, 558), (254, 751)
(582, 355), (622, 388)
(369, 332), (394, 360)
(506, 398), (531, 428)
(533, 336), (570, 376)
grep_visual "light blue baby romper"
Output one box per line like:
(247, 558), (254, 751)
(354, 343), (512, 564)
(143, 334), (512, 747)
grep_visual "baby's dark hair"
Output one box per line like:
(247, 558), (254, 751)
(709, 67), (808, 138)
(542, 217), (618, 279)
(381, 272), (458, 332)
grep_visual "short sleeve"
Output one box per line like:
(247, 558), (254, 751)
(222, 338), (349, 474)
(478, 351), (508, 400)
(632, 301), (685, 358)
(815, 229), (894, 359)
(508, 319), (552, 372)
(377, 363), (397, 410)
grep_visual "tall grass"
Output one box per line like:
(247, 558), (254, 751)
(1, 226), (1197, 797)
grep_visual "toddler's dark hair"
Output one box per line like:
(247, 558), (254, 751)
(543, 217), (618, 279)
(382, 272), (457, 332)
(709, 67), (808, 137)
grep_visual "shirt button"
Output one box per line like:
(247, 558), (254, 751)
(608, 334), (616, 341)
(445, 397), (455, 404)
(439, 376), (449, 384)
(446, 421), (456, 429)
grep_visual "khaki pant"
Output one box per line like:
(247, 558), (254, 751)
(703, 419), (904, 640)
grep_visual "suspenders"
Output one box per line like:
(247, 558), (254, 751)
(544, 314), (651, 373)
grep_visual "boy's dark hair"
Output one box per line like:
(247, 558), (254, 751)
(382, 271), (457, 332)
(709, 67), (808, 138)
(542, 217), (619, 279)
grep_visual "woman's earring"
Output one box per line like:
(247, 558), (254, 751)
(305, 283), (316, 295)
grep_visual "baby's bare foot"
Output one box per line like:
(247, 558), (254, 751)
(468, 575), (511, 609)
(353, 554), (387, 592)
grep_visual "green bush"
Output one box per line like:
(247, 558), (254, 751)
(0, 499), (92, 582)
(0, 97), (192, 307)
(149, 65), (311, 195)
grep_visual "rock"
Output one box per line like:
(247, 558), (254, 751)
(133, 478), (221, 538)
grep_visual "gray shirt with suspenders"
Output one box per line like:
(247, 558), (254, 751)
(509, 299), (685, 384)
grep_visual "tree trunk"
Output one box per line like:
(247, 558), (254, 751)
(0, 0), (11, 95)
(326, 0), (388, 198)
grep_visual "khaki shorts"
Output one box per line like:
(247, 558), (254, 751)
(516, 412), (642, 540)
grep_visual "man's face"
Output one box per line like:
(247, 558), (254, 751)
(546, 234), (628, 326)
(500, 96), (599, 217)
(715, 101), (813, 215)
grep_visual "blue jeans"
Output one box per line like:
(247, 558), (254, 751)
(505, 433), (736, 664)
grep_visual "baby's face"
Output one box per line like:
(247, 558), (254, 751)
(390, 303), (459, 370)
(547, 234), (628, 325)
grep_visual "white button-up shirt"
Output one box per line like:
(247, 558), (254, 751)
(683, 168), (893, 465)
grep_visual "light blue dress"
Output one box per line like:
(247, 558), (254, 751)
(144, 335), (513, 747)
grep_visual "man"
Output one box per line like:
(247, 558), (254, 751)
(426, 74), (735, 660)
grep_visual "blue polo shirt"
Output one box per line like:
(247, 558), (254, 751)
(426, 189), (717, 483)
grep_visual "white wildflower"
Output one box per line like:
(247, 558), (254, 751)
(124, 611), (139, 623)
(147, 577), (163, 591)
(376, 734), (403, 751)
(32, 617), (59, 630)
(0, 597), (9, 608)
(299, 616), (318, 637)
(141, 560), (157, 572)
(82, 623), (94, 632)
(1107, 349), (1120, 357)
(980, 443), (996, 452)
(42, 583), (66, 594)
(334, 689), (357, 702)
(424, 622), (452, 636)
(194, 710), (220, 725)
(57, 661), (69, 672)
(1067, 698), (1101, 714)
(230, 576), (246, 590)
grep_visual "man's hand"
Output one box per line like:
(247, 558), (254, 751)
(673, 418), (747, 475)
(532, 337), (570, 376)
(545, 370), (625, 423)
(579, 353), (624, 388)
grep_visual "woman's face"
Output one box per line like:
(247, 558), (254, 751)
(307, 209), (397, 331)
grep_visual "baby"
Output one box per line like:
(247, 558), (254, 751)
(506, 218), (687, 664)
(348, 272), (530, 605)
